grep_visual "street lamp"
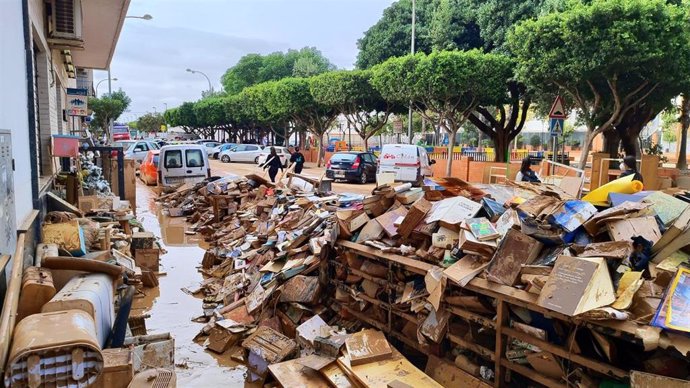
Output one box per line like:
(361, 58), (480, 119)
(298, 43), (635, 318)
(95, 77), (117, 96)
(186, 68), (213, 94)
(126, 14), (153, 20)
(407, 0), (416, 145)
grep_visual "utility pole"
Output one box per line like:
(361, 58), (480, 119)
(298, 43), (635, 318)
(108, 68), (114, 144)
(407, 0), (416, 145)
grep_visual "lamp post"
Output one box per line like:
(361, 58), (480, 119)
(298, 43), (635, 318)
(407, 0), (416, 145)
(95, 77), (117, 96)
(125, 14), (153, 20)
(186, 68), (213, 95)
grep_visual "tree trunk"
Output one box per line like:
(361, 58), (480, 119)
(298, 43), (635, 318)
(363, 135), (369, 150)
(317, 132), (326, 167)
(578, 130), (595, 169)
(679, 95), (690, 170)
(493, 131), (509, 163)
(445, 129), (457, 177)
(602, 130), (621, 159)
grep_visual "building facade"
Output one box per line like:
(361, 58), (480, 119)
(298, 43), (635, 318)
(0, 0), (130, 261)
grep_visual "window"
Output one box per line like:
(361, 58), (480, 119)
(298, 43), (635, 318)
(246, 145), (258, 151)
(164, 150), (183, 168)
(186, 149), (204, 168)
(134, 143), (148, 152)
(330, 153), (357, 162)
(233, 145), (246, 152)
(363, 154), (376, 163)
(152, 155), (160, 168)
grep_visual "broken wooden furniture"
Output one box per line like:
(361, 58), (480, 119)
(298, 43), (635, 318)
(286, 172), (333, 194)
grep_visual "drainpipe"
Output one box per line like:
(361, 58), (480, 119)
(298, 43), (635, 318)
(22, 0), (39, 209)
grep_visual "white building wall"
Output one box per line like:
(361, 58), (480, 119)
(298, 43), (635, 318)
(0, 0), (34, 227)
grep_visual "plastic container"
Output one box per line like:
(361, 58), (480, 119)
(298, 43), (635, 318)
(51, 135), (81, 157)
(42, 273), (114, 347)
(5, 310), (103, 387)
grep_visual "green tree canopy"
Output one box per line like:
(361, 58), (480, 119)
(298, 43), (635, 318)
(310, 70), (401, 149)
(221, 47), (335, 95)
(372, 50), (509, 175)
(137, 113), (165, 133)
(356, 0), (483, 69)
(510, 0), (690, 167)
(89, 89), (131, 139)
(265, 77), (338, 166)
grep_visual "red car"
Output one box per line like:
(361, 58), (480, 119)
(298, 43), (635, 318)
(139, 150), (160, 186)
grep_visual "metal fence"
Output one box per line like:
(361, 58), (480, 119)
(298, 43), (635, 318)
(427, 150), (570, 164)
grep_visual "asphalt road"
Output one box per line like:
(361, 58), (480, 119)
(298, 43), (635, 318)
(209, 159), (376, 195)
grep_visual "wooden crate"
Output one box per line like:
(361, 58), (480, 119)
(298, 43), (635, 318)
(94, 348), (133, 388)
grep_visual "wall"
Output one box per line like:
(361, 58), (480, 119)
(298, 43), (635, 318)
(1, 0), (34, 229)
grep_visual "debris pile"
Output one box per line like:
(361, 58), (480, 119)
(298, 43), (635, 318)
(7, 193), (172, 387)
(161, 173), (690, 387)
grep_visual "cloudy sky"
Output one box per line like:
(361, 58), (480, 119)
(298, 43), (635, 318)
(95, 0), (395, 122)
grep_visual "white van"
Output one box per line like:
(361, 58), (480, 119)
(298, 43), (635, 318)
(158, 144), (211, 186)
(377, 144), (435, 183)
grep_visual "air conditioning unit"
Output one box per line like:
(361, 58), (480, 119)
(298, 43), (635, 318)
(48, 0), (83, 42)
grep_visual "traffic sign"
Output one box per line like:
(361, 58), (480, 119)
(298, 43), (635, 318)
(549, 118), (564, 136)
(548, 96), (567, 119)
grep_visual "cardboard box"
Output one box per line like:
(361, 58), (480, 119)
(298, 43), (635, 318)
(41, 220), (86, 257)
(397, 198), (432, 239)
(94, 348), (133, 388)
(78, 195), (120, 213)
(135, 249), (160, 272)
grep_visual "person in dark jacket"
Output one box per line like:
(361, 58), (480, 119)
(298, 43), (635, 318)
(516, 157), (541, 183)
(619, 155), (644, 183)
(263, 147), (284, 183)
(289, 147), (305, 174)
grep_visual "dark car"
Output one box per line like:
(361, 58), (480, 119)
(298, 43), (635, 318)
(326, 152), (377, 184)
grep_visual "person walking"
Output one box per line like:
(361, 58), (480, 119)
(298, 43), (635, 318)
(515, 157), (541, 183)
(290, 147), (305, 174)
(263, 147), (284, 183)
(619, 155), (644, 183)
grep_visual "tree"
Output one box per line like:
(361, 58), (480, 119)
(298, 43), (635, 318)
(89, 89), (131, 139)
(529, 134), (541, 149)
(265, 77), (338, 166)
(372, 50), (509, 176)
(680, 95), (690, 170)
(356, 0), (482, 69)
(168, 102), (199, 132)
(510, 0), (690, 168)
(137, 113), (165, 133)
(472, 0), (555, 52)
(310, 70), (400, 149)
(221, 48), (335, 94)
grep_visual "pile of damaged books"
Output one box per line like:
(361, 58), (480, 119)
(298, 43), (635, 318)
(327, 178), (690, 386)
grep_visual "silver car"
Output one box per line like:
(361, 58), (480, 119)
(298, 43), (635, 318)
(219, 144), (264, 163)
(119, 140), (160, 163)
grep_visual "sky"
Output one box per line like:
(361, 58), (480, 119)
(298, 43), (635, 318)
(95, 0), (396, 122)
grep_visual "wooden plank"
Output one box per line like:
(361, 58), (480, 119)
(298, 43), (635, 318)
(0, 234), (25, 375)
(425, 355), (492, 388)
(446, 306), (495, 329)
(337, 240), (434, 275)
(630, 370), (690, 388)
(500, 359), (568, 388)
(493, 300), (508, 388)
(503, 327), (628, 379)
(447, 333), (495, 361)
(320, 362), (361, 388)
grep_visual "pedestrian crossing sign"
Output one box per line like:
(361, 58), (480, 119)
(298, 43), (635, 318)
(549, 118), (564, 136)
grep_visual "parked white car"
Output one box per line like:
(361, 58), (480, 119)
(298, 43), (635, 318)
(256, 147), (289, 167)
(115, 140), (160, 163)
(219, 144), (264, 163)
(201, 141), (221, 156)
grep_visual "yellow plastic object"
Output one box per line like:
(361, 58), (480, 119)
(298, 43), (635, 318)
(582, 174), (643, 206)
(5, 310), (103, 387)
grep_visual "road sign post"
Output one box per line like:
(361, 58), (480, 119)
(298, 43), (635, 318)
(548, 96), (567, 174)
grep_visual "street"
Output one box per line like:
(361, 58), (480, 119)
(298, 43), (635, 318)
(209, 159), (376, 195)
